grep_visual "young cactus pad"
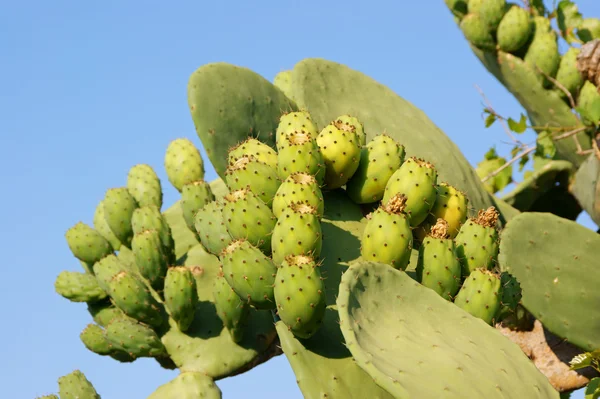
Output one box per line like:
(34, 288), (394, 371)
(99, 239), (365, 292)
(498, 212), (600, 352)
(336, 261), (560, 399)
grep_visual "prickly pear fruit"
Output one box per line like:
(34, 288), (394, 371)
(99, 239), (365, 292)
(228, 137), (278, 170)
(479, 0), (506, 31)
(93, 200), (122, 251)
(103, 187), (138, 247)
(213, 271), (249, 343)
(333, 114), (366, 146)
(453, 268), (503, 325)
(455, 206), (500, 277)
(414, 182), (469, 241)
(58, 370), (101, 399)
(467, 0), (483, 13)
(524, 30), (560, 87)
(577, 81), (600, 124)
(274, 70), (294, 100)
(220, 239), (277, 310)
(164, 138), (205, 192)
(556, 47), (584, 98)
(272, 172), (324, 219)
(194, 200), (233, 256)
(271, 202), (322, 266)
(131, 229), (168, 289)
(131, 205), (175, 264)
(274, 255), (326, 339)
(80, 324), (113, 356)
(126, 164), (163, 209)
(54, 271), (107, 303)
(148, 372), (222, 399)
(181, 180), (215, 232)
(346, 134), (405, 204)
(415, 219), (462, 301)
(65, 222), (113, 265)
(496, 271), (522, 321)
(108, 270), (164, 327)
(87, 301), (128, 327)
(496, 5), (532, 53)
(316, 122), (361, 189)
(276, 111), (319, 151)
(360, 194), (413, 270)
(164, 266), (198, 332)
(104, 317), (166, 357)
(222, 188), (276, 254)
(225, 156), (281, 206)
(460, 13), (496, 51)
(382, 157), (438, 227)
(277, 131), (326, 185)
(445, 0), (468, 19)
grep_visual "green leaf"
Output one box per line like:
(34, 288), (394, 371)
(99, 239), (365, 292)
(484, 113), (497, 128)
(557, 0), (583, 43)
(484, 146), (498, 160)
(507, 113), (528, 133)
(569, 350), (600, 371)
(518, 153), (530, 172)
(536, 131), (557, 158)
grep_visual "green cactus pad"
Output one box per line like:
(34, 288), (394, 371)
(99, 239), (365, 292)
(193, 200), (233, 256)
(65, 222), (113, 265)
(131, 229), (169, 289)
(220, 239), (277, 310)
(92, 254), (129, 293)
(93, 199), (122, 251)
(455, 206), (500, 277)
(54, 271), (107, 303)
(498, 212), (600, 351)
(126, 163), (163, 209)
(271, 202), (322, 266)
(132, 205), (176, 264)
(103, 187), (138, 247)
(460, 13), (496, 51)
(225, 155), (280, 206)
(187, 63), (297, 178)
(316, 122), (362, 189)
(454, 268), (503, 324)
(104, 317), (166, 358)
(336, 261), (560, 399)
(222, 188), (276, 254)
(108, 270), (164, 327)
(148, 372), (222, 399)
(272, 172), (324, 219)
(213, 271), (249, 343)
(277, 131), (326, 185)
(333, 114), (366, 146)
(227, 137), (278, 170)
(276, 110), (319, 151)
(87, 300), (128, 327)
(164, 266), (199, 332)
(571, 153), (600, 226)
(273, 70), (294, 101)
(346, 134), (405, 204)
(274, 255), (327, 339)
(382, 157), (438, 226)
(80, 324), (114, 355)
(180, 180), (215, 232)
(164, 138), (205, 193)
(496, 4), (532, 53)
(57, 370), (101, 399)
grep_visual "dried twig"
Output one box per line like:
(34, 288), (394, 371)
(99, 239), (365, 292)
(475, 85), (523, 145)
(553, 126), (589, 141)
(481, 146), (536, 183)
(534, 65), (578, 111)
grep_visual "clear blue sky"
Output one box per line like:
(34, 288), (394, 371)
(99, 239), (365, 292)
(1, 1), (597, 398)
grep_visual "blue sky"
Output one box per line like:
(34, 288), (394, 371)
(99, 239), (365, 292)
(1, 1), (597, 398)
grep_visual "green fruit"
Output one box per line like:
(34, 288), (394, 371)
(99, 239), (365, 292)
(453, 268), (503, 325)
(360, 194), (413, 270)
(316, 122), (361, 189)
(271, 202), (322, 266)
(272, 172), (324, 219)
(103, 187), (138, 247)
(92, 254), (129, 293)
(227, 137), (278, 170)
(58, 370), (101, 399)
(496, 5), (532, 53)
(225, 155), (281, 207)
(164, 266), (198, 332)
(274, 255), (326, 339)
(415, 183), (469, 242)
(93, 199), (122, 251)
(54, 271), (107, 303)
(131, 205), (176, 264)
(213, 271), (249, 343)
(577, 81), (600, 124)
(555, 47), (584, 98)
(79, 324), (113, 356)
(274, 70), (294, 100)
(415, 219), (462, 301)
(131, 229), (169, 289)
(468, 0), (483, 13)
(460, 13), (496, 51)
(524, 31), (560, 87)
(220, 239), (277, 310)
(164, 138), (205, 192)
(104, 317), (166, 357)
(126, 164), (163, 209)
(332, 114), (366, 146)
(277, 131), (326, 185)
(222, 188), (277, 254)
(181, 180), (215, 232)
(346, 134), (405, 204)
(194, 200), (233, 256)
(276, 111), (319, 151)
(108, 270), (164, 327)
(479, 0), (506, 31)
(445, 0), (468, 19)
(65, 222), (113, 265)
(382, 157), (438, 227)
(496, 271), (523, 321)
(455, 206), (500, 277)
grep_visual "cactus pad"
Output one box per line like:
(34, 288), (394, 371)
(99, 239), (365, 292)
(54, 271), (107, 303)
(57, 370), (101, 399)
(126, 163), (163, 209)
(148, 372), (222, 399)
(65, 222), (113, 265)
